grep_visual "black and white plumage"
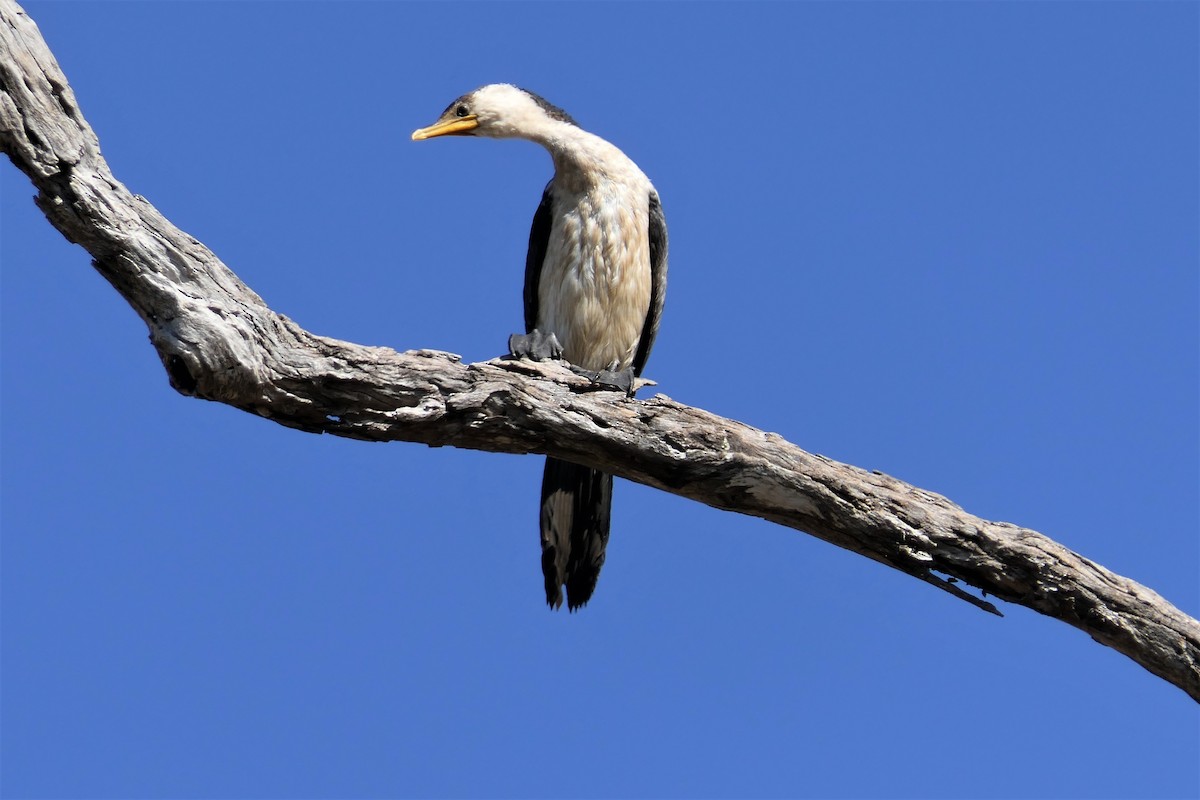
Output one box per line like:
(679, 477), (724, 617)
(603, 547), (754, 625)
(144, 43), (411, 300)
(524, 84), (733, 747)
(412, 84), (668, 610)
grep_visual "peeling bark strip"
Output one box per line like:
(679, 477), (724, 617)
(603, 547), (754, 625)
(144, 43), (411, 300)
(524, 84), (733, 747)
(2, 0), (1197, 702)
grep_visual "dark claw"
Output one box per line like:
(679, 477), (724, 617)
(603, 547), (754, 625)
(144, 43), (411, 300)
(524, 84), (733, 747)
(596, 366), (636, 396)
(508, 330), (563, 361)
(569, 363), (637, 396)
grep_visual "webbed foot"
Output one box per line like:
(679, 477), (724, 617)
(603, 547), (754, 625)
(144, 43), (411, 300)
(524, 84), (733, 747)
(570, 363), (637, 396)
(508, 330), (563, 361)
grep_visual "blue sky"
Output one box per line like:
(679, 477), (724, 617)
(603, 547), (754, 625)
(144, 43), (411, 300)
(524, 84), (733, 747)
(2, 2), (1197, 798)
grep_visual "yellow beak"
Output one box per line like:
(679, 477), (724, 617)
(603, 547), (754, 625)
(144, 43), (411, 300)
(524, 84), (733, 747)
(411, 115), (480, 140)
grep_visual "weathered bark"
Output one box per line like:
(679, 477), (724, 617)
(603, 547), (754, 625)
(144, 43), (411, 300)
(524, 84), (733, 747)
(2, 0), (1197, 702)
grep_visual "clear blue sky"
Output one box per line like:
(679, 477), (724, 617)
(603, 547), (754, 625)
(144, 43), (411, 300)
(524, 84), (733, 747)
(3, 2), (1197, 798)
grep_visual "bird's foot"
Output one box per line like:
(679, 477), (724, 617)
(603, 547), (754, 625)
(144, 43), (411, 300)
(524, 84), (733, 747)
(508, 330), (563, 361)
(570, 363), (637, 396)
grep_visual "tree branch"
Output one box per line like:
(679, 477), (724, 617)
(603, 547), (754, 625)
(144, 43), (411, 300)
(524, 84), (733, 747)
(3, 0), (1197, 702)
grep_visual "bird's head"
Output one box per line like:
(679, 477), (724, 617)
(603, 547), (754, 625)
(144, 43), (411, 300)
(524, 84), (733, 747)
(411, 84), (577, 142)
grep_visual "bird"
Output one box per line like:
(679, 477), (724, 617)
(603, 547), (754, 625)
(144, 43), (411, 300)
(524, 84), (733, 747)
(412, 84), (668, 611)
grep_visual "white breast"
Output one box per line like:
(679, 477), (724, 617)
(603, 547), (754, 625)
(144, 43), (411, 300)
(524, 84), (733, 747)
(538, 182), (651, 371)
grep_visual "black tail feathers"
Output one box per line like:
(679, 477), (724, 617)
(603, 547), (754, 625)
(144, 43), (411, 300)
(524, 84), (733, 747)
(539, 457), (612, 611)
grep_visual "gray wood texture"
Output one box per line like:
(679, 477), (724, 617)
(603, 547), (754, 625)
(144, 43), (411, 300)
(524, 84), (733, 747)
(2, 0), (1196, 701)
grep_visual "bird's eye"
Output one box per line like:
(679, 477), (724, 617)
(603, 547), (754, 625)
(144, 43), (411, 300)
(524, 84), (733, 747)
(455, 104), (470, 117)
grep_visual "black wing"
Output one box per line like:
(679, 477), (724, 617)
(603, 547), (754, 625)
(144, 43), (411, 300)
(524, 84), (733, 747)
(631, 190), (668, 377)
(523, 181), (555, 334)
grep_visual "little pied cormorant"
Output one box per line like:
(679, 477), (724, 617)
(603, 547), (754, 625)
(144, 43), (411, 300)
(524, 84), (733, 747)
(412, 84), (668, 611)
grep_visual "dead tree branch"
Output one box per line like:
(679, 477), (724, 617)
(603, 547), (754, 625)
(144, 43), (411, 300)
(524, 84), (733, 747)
(2, 0), (1196, 702)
